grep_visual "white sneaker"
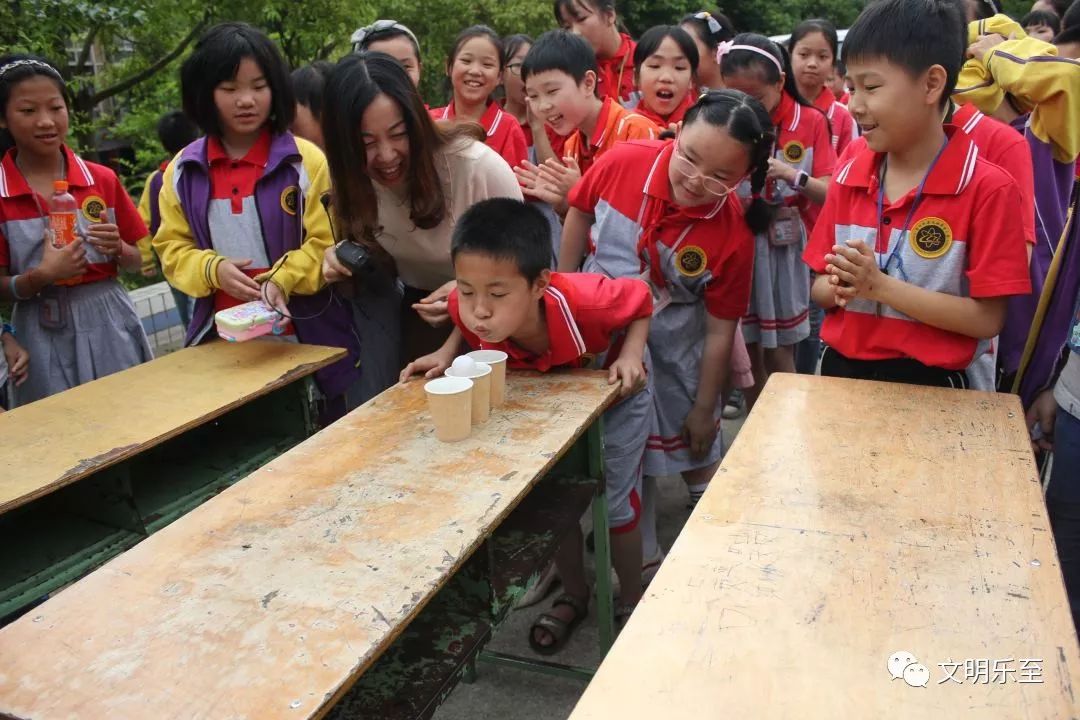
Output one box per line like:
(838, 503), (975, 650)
(515, 562), (559, 609)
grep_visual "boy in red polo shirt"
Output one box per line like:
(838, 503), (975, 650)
(515, 30), (658, 216)
(401, 197), (654, 653)
(803, 0), (1030, 387)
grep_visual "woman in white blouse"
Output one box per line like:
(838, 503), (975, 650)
(321, 52), (522, 376)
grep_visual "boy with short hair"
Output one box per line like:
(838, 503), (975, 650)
(514, 30), (659, 215)
(401, 197), (654, 652)
(802, 0), (1031, 388)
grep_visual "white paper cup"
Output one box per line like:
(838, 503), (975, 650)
(424, 376), (473, 442)
(467, 350), (509, 407)
(445, 362), (492, 424)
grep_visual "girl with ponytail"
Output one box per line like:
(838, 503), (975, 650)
(560, 89), (773, 506)
(719, 33), (836, 397)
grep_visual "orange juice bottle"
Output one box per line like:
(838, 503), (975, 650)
(49, 180), (80, 286)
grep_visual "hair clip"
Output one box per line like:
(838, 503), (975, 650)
(693, 11), (722, 35)
(350, 19), (420, 54)
(0, 59), (62, 82)
(715, 40), (735, 65)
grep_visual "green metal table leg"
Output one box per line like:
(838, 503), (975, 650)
(587, 418), (615, 652)
(462, 658), (478, 684)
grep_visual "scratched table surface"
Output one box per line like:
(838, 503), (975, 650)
(0, 370), (618, 720)
(569, 373), (1080, 719)
(0, 340), (344, 515)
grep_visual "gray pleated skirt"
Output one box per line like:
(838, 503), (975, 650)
(12, 280), (153, 407)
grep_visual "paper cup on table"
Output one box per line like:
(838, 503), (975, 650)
(424, 376), (474, 442)
(467, 350), (509, 407)
(445, 361), (492, 424)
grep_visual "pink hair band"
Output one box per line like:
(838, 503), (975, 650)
(716, 41), (783, 75)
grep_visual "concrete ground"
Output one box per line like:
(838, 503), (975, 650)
(432, 413), (748, 720)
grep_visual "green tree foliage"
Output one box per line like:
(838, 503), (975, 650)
(1, 0), (1043, 189)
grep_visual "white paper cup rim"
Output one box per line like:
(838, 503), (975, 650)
(467, 349), (509, 364)
(445, 362), (492, 379)
(424, 376), (474, 395)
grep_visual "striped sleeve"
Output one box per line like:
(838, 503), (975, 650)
(982, 41), (1080, 163)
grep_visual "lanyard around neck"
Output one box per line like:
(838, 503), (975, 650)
(875, 138), (948, 279)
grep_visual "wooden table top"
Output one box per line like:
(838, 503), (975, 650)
(0, 340), (344, 514)
(568, 373), (1080, 719)
(0, 370), (618, 720)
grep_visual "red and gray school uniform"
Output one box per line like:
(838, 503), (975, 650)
(802, 126), (1031, 377)
(0, 146), (152, 406)
(570, 140), (754, 472)
(812, 87), (857, 158)
(448, 272), (653, 533)
(738, 92), (835, 348)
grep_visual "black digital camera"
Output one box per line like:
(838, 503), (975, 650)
(335, 239), (376, 278)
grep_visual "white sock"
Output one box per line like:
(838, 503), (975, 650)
(687, 482), (709, 508)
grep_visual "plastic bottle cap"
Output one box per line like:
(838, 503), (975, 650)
(53, 180), (68, 192)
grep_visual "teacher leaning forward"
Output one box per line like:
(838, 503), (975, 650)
(321, 51), (522, 369)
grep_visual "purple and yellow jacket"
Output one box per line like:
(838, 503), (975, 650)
(152, 132), (361, 398)
(958, 24), (1080, 404)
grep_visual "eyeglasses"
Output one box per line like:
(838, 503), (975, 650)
(507, 62), (524, 77)
(671, 142), (740, 197)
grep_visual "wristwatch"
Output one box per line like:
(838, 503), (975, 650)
(790, 170), (810, 191)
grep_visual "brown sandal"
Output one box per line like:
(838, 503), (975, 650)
(528, 591), (589, 656)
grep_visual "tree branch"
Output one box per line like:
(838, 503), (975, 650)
(75, 26), (99, 76)
(87, 16), (208, 106)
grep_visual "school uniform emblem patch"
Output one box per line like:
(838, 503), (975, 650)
(782, 141), (805, 163)
(676, 245), (708, 277)
(280, 186), (299, 215)
(81, 195), (106, 223)
(909, 217), (953, 259)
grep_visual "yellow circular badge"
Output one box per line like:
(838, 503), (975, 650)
(280, 186), (299, 215)
(676, 245), (708, 278)
(782, 141), (805, 163)
(81, 195), (106, 223)
(909, 217), (953, 259)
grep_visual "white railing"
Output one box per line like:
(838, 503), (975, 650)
(129, 282), (185, 355)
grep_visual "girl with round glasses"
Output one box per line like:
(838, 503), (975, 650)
(561, 89), (774, 497)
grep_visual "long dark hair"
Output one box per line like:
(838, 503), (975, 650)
(0, 54), (68, 157)
(683, 89), (775, 234)
(321, 52), (483, 247)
